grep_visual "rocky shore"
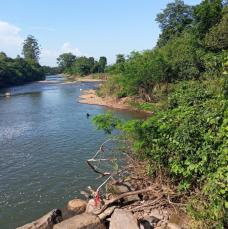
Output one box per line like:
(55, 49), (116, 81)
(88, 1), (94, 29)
(17, 182), (189, 229)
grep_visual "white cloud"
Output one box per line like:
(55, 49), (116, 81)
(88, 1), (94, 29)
(60, 43), (81, 56)
(0, 21), (24, 50)
(40, 43), (88, 66)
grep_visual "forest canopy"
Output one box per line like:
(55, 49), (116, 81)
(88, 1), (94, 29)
(0, 35), (45, 88)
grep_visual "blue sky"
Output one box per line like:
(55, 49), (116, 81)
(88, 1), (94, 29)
(0, 0), (203, 67)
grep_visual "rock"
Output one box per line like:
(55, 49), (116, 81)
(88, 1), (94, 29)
(53, 212), (106, 229)
(150, 209), (161, 219)
(98, 205), (118, 220)
(167, 223), (182, 229)
(86, 199), (105, 215)
(110, 209), (140, 229)
(139, 220), (153, 229)
(67, 199), (87, 212)
(16, 209), (63, 229)
(145, 216), (160, 224)
(106, 182), (140, 202)
(5, 93), (11, 97)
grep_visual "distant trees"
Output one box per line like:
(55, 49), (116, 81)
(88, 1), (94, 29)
(56, 54), (108, 76)
(0, 53), (45, 88)
(0, 35), (45, 88)
(22, 35), (41, 62)
(57, 52), (76, 74)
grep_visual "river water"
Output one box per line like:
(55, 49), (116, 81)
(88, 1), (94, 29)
(0, 76), (149, 229)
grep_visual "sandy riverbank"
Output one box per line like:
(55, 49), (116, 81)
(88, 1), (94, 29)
(78, 89), (153, 114)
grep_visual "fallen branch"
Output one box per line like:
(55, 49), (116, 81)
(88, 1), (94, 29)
(95, 186), (156, 215)
(130, 196), (163, 211)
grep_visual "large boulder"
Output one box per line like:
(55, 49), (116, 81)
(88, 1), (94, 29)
(16, 209), (63, 229)
(67, 199), (87, 212)
(109, 209), (141, 229)
(106, 182), (140, 202)
(53, 212), (106, 229)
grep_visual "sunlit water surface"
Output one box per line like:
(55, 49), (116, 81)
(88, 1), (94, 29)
(0, 76), (150, 228)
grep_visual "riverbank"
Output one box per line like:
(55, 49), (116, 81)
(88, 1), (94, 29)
(78, 89), (154, 114)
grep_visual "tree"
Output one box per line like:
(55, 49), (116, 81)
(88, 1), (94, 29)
(155, 0), (193, 46)
(56, 52), (76, 73)
(116, 54), (125, 64)
(72, 56), (91, 76)
(192, 0), (224, 40)
(99, 56), (107, 72)
(205, 13), (228, 50)
(22, 35), (41, 62)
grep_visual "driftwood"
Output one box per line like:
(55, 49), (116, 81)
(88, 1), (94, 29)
(95, 186), (157, 215)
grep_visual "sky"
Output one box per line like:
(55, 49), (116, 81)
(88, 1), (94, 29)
(0, 0), (203, 67)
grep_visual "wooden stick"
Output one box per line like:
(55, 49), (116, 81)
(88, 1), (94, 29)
(95, 186), (156, 215)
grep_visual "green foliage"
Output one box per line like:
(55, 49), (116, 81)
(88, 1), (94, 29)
(72, 56), (91, 76)
(205, 13), (228, 50)
(0, 53), (45, 88)
(22, 35), (41, 62)
(92, 74), (228, 227)
(91, 111), (123, 135)
(42, 66), (61, 75)
(192, 0), (224, 40)
(56, 53), (107, 76)
(156, 0), (193, 46)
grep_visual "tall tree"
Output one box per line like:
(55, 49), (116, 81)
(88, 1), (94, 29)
(22, 35), (41, 62)
(192, 0), (224, 40)
(155, 0), (193, 46)
(116, 54), (125, 64)
(56, 52), (76, 73)
(99, 56), (107, 72)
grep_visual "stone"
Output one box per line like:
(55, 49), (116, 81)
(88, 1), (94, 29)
(17, 209), (63, 229)
(110, 209), (140, 229)
(145, 216), (160, 224)
(139, 220), (153, 229)
(167, 223), (182, 229)
(67, 199), (87, 212)
(5, 93), (11, 97)
(150, 209), (161, 219)
(98, 205), (118, 219)
(106, 182), (140, 202)
(53, 212), (106, 229)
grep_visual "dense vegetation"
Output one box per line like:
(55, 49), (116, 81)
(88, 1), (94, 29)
(0, 36), (45, 87)
(56, 53), (107, 76)
(0, 35), (45, 88)
(92, 0), (228, 228)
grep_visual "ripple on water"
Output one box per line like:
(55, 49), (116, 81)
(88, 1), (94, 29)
(0, 77), (150, 229)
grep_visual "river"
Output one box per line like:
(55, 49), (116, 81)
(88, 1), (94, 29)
(0, 75), (150, 229)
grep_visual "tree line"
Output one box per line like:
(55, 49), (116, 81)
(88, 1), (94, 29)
(56, 52), (107, 76)
(0, 35), (45, 88)
(103, 0), (228, 101)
